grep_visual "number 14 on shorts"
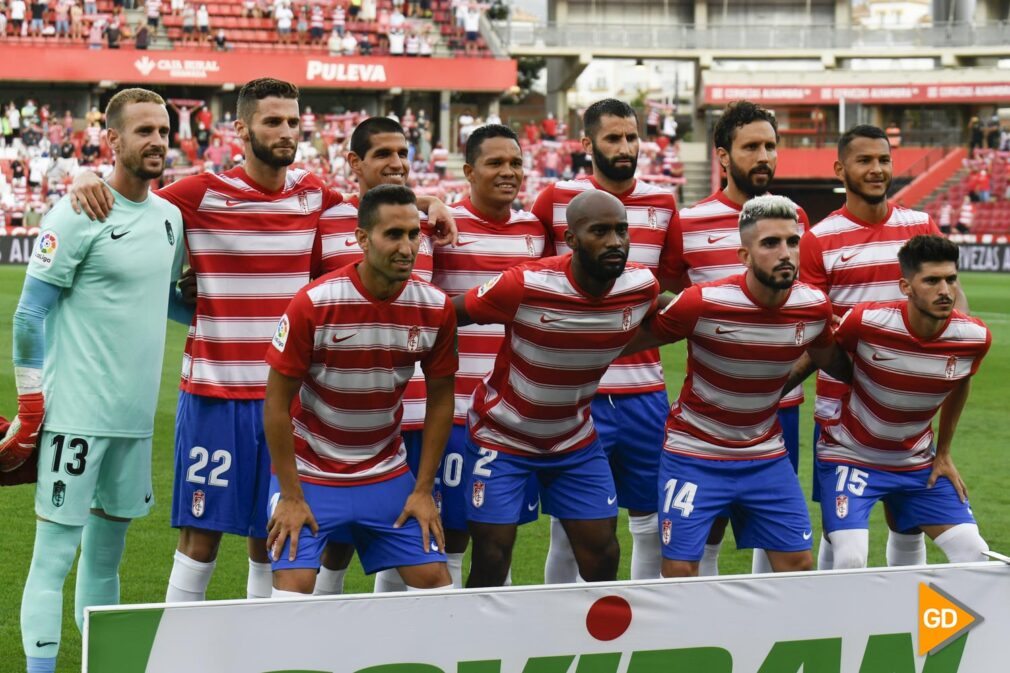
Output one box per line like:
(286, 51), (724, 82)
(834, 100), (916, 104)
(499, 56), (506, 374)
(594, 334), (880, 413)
(663, 478), (697, 517)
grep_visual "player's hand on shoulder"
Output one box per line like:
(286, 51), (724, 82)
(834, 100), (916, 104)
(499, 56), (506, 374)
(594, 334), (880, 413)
(0, 392), (45, 473)
(266, 495), (318, 562)
(426, 199), (458, 247)
(69, 170), (114, 222)
(396, 490), (445, 553)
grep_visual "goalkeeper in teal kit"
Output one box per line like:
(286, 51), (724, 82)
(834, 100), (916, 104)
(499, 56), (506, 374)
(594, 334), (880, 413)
(1, 89), (190, 673)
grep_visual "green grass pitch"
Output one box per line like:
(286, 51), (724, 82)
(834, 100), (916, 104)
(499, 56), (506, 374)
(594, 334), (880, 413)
(1, 264), (1008, 671)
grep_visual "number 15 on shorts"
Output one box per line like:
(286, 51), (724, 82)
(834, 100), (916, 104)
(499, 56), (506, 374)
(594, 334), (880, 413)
(663, 478), (697, 517)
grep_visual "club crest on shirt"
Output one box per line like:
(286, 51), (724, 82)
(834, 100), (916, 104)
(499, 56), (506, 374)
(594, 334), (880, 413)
(407, 326), (421, 352)
(648, 206), (658, 229)
(795, 322), (805, 345)
(472, 480), (485, 508)
(945, 355), (957, 379)
(192, 489), (206, 518)
(165, 219), (175, 245)
(298, 192), (309, 214)
(836, 494), (848, 519)
(525, 234), (536, 256)
(661, 518), (672, 545)
(622, 306), (633, 331)
(477, 273), (502, 298)
(272, 315), (290, 352)
(33, 231), (58, 267)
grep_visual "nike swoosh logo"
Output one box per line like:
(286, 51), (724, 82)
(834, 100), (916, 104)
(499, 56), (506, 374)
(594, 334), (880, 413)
(527, 500), (539, 512)
(714, 326), (741, 334)
(871, 353), (896, 361)
(454, 239), (479, 247)
(707, 234), (730, 244)
(840, 252), (859, 262)
(540, 315), (564, 324)
(145, 493), (152, 503)
(36, 641), (58, 647)
(225, 199), (244, 207)
(344, 239), (360, 247)
(802, 531), (812, 540)
(332, 333), (356, 343)
(607, 495), (617, 505)
(110, 229), (129, 240)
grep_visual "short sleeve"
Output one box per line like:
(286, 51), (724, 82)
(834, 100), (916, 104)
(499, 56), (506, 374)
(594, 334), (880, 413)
(926, 215), (942, 237)
(658, 206), (687, 287)
(26, 197), (96, 288)
(833, 305), (862, 353)
(797, 206), (811, 235)
(969, 321), (992, 376)
(464, 265), (525, 325)
(798, 230), (829, 295)
(265, 288), (315, 379)
(809, 297), (836, 349)
(421, 295), (459, 379)
(530, 184), (556, 244)
(650, 284), (702, 342)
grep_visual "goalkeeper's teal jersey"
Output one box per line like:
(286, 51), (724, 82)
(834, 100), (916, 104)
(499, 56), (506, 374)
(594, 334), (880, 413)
(26, 186), (184, 438)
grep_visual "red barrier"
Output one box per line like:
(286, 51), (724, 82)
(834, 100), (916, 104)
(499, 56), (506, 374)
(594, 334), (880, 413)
(889, 147), (967, 209)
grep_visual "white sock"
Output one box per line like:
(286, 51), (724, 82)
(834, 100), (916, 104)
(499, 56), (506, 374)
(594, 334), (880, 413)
(246, 560), (273, 599)
(406, 583), (453, 592)
(503, 567), (512, 587)
(446, 553), (464, 589)
(817, 536), (835, 570)
(934, 524), (989, 563)
(544, 516), (579, 584)
(165, 550), (215, 603)
(698, 543), (721, 577)
(751, 548), (773, 574)
(628, 513), (661, 580)
(828, 529), (870, 569)
(886, 531), (926, 566)
(313, 567), (347, 595)
(373, 568), (407, 593)
(271, 587), (306, 598)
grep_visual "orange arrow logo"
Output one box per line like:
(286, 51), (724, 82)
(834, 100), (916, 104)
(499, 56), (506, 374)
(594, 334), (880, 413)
(918, 583), (984, 656)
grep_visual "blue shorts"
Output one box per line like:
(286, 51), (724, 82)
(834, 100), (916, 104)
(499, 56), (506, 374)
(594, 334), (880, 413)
(658, 452), (812, 561)
(171, 392), (271, 538)
(465, 436), (618, 525)
(779, 406), (800, 473)
(816, 460), (976, 535)
(812, 422), (823, 502)
(439, 425), (539, 530)
(268, 473), (447, 575)
(591, 390), (667, 512)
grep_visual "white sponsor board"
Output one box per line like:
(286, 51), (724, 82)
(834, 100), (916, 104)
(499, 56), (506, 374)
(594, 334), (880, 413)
(85, 562), (1010, 673)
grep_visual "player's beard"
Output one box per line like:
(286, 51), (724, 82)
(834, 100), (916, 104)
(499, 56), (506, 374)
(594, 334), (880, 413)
(123, 147), (165, 181)
(592, 143), (637, 182)
(248, 128), (296, 168)
(574, 239), (627, 282)
(752, 263), (796, 291)
(842, 168), (890, 205)
(728, 156), (773, 199)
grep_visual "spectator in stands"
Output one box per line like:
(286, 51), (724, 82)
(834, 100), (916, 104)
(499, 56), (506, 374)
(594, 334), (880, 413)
(241, 0), (256, 18)
(663, 112), (678, 142)
(431, 140), (447, 177)
(87, 16), (104, 48)
(0, 114), (10, 149)
(405, 29), (419, 55)
(309, 4), (324, 45)
(28, 0), (46, 36)
(388, 26), (405, 55)
(937, 195), (953, 234)
(543, 146), (560, 178)
(885, 121), (901, 148)
(180, 2), (195, 42)
(968, 117), (984, 155)
(463, 1), (480, 54)
(977, 168), (991, 203)
(196, 3), (210, 42)
(389, 5), (404, 29)
(360, 0), (375, 21)
(328, 27), (342, 54)
(986, 115), (1001, 150)
(171, 0), (185, 14)
(454, 0), (465, 28)
(70, 0), (83, 38)
(295, 5), (308, 45)
(169, 101), (200, 141)
(0, 7), (7, 40)
(134, 18), (149, 47)
(275, 0), (293, 43)
(358, 30), (372, 54)
(213, 26), (226, 49)
(332, 1), (344, 35)
(340, 29), (356, 54)
(105, 17), (122, 47)
(55, 0), (71, 36)
(419, 29), (432, 56)
(956, 195), (973, 234)
(457, 108), (474, 148)
(301, 105), (316, 142)
(541, 112), (557, 141)
(10, 0), (26, 34)
(145, 0), (161, 29)
(81, 121), (100, 161)
(83, 0), (94, 17)
(347, 0), (359, 20)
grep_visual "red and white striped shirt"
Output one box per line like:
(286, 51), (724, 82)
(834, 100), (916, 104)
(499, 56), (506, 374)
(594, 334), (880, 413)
(464, 255), (659, 455)
(819, 302), (990, 470)
(158, 167), (340, 399)
(531, 177), (679, 395)
(317, 195), (433, 430)
(672, 190), (811, 407)
(653, 275), (833, 461)
(266, 265), (457, 485)
(799, 205), (940, 423)
(432, 198), (550, 423)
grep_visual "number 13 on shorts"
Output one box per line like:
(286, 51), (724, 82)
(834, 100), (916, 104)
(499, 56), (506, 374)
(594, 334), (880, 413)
(663, 478), (697, 517)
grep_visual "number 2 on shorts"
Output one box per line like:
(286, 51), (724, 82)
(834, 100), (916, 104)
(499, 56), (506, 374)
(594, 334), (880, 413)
(186, 446), (232, 487)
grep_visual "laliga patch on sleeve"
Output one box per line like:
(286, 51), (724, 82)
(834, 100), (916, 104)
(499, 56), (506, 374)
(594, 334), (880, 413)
(32, 232), (59, 268)
(477, 273), (502, 297)
(272, 314), (290, 352)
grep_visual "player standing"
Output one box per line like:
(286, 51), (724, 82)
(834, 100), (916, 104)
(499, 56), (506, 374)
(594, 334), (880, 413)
(671, 100), (811, 575)
(264, 185), (455, 594)
(808, 235), (990, 567)
(432, 124), (550, 588)
(799, 125), (965, 570)
(627, 195), (847, 577)
(6, 89), (186, 673)
(457, 190), (659, 587)
(531, 99), (679, 581)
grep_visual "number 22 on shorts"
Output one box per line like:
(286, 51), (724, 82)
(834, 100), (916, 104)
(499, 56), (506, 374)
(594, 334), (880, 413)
(663, 478), (697, 517)
(186, 445), (232, 486)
